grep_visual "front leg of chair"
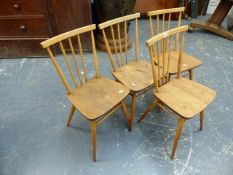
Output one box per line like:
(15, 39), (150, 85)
(200, 110), (204, 131)
(137, 99), (159, 123)
(66, 105), (75, 127)
(189, 69), (193, 80)
(171, 118), (186, 160)
(120, 101), (130, 123)
(129, 94), (137, 131)
(91, 120), (97, 162)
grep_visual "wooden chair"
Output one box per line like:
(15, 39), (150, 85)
(40, 24), (130, 162)
(98, 13), (154, 131)
(138, 26), (216, 160)
(148, 7), (202, 80)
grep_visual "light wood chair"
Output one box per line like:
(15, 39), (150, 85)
(148, 7), (202, 80)
(138, 26), (216, 160)
(98, 13), (154, 131)
(40, 24), (130, 162)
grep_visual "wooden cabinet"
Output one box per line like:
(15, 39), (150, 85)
(0, 0), (92, 58)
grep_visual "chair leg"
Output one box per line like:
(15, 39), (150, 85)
(129, 94), (137, 131)
(189, 69), (193, 80)
(90, 121), (97, 162)
(137, 99), (159, 123)
(156, 105), (163, 113)
(200, 110), (204, 131)
(121, 101), (129, 122)
(66, 105), (75, 127)
(171, 118), (186, 160)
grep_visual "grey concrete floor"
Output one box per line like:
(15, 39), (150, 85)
(0, 17), (233, 175)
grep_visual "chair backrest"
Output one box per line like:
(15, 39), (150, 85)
(98, 13), (140, 72)
(147, 7), (185, 54)
(146, 26), (188, 92)
(41, 24), (99, 94)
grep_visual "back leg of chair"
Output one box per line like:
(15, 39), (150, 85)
(129, 94), (137, 131)
(171, 118), (186, 160)
(200, 110), (204, 130)
(91, 120), (97, 162)
(66, 105), (75, 127)
(189, 69), (193, 80)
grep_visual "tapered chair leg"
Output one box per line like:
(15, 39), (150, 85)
(200, 110), (204, 131)
(189, 69), (193, 80)
(129, 94), (137, 131)
(91, 121), (97, 162)
(171, 118), (185, 160)
(137, 99), (159, 123)
(66, 105), (75, 127)
(121, 101), (129, 122)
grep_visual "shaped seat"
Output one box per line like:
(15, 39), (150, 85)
(155, 77), (216, 119)
(67, 77), (129, 120)
(112, 60), (153, 92)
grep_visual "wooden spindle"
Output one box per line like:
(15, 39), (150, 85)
(149, 16), (156, 57)
(47, 47), (72, 94)
(77, 35), (88, 82)
(167, 35), (172, 82)
(162, 38), (165, 84)
(91, 31), (100, 78)
(168, 13), (171, 30)
(162, 14), (165, 33)
(177, 32), (185, 78)
(156, 15), (162, 76)
(149, 47), (159, 92)
(59, 41), (79, 88)
(135, 18), (139, 62)
(156, 15), (160, 34)
(117, 23), (124, 65)
(102, 29), (116, 71)
(175, 12), (182, 50)
(110, 25), (120, 67)
(124, 21), (128, 64)
(68, 38), (83, 85)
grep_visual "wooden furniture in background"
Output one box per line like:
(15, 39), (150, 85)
(0, 0), (92, 58)
(138, 26), (216, 160)
(189, 0), (233, 40)
(98, 13), (154, 131)
(0, 0), (50, 58)
(134, 0), (179, 16)
(40, 24), (130, 162)
(147, 7), (202, 80)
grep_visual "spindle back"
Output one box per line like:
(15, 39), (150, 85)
(148, 7), (185, 56)
(41, 24), (99, 94)
(98, 13), (140, 72)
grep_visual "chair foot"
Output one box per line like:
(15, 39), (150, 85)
(137, 99), (159, 123)
(200, 110), (204, 131)
(129, 94), (137, 132)
(66, 105), (75, 127)
(91, 121), (97, 162)
(170, 118), (185, 160)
